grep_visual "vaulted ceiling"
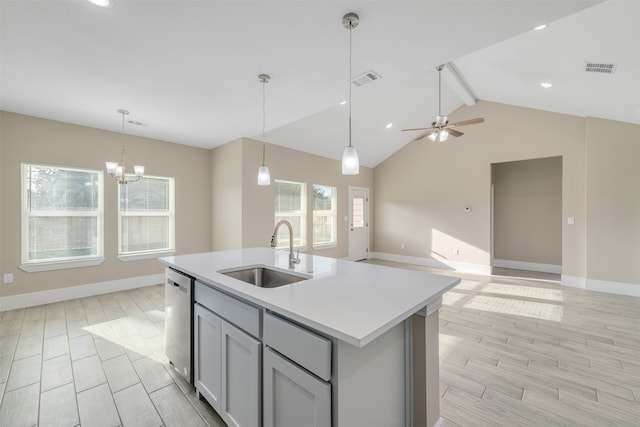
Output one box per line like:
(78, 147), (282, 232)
(2, 1), (637, 167)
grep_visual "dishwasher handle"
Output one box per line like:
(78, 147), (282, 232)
(167, 278), (188, 294)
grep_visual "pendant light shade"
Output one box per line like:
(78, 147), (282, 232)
(341, 12), (360, 176)
(257, 74), (271, 186)
(258, 165), (271, 186)
(342, 146), (359, 175)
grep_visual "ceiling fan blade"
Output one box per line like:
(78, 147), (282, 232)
(413, 130), (432, 142)
(448, 129), (464, 137)
(402, 127), (432, 132)
(448, 117), (485, 127)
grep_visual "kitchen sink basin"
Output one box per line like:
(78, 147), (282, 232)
(220, 266), (309, 288)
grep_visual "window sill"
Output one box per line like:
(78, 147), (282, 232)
(118, 250), (176, 262)
(20, 257), (105, 273)
(312, 243), (337, 251)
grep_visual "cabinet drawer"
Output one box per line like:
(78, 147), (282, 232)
(194, 281), (260, 338)
(264, 313), (331, 381)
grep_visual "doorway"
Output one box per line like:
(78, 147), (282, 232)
(491, 157), (563, 274)
(348, 186), (369, 261)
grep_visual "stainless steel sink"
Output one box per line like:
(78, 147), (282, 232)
(220, 266), (308, 288)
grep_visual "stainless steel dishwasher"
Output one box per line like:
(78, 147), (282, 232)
(165, 267), (193, 383)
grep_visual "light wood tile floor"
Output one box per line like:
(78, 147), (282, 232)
(0, 285), (224, 427)
(1, 265), (639, 426)
(370, 260), (640, 427)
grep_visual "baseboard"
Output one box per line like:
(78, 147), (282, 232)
(494, 259), (562, 274)
(369, 252), (491, 275)
(560, 275), (586, 289)
(0, 273), (164, 311)
(585, 278), (640, 297)
(562, 275), (640, 297)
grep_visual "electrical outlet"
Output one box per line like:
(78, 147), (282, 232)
(3, 273), (13, 284)
(452, 249), (460, 255)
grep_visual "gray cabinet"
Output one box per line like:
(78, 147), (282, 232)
(263, 313), (331, 427)
(194, 303), (222, 412)
(263, 347), (331, 427)
(221, 321), (261, 427)
(194, 281), (261, 427)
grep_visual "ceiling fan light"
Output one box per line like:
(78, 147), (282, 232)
(342, 146), (359, 175)
(435, 115), (448, 126)
(428, 132), (438, 142)
(439, 130), (449, 142)
(257, 166), (271, 186)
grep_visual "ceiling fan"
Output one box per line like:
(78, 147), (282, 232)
(402, 64), (484, 143)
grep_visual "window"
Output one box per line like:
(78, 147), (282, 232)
(274, 180), (306, 249)
(312, 185), (337, 248)
(21, 163), (104, 271)
(118, 175), (175, 260)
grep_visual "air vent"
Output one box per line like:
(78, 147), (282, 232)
(585, 62), (617, 74)
(128, 120), (148, 127)
(351, 70), (382, 87)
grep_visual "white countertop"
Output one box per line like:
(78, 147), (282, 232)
(159, 247), (460, 347)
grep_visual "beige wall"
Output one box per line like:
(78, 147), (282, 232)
(492, 157), (562, 265)
(586, 118), (640, 284)
(0, 111), (212, 298)
(209, 137), (374, 259)
(374, 100), (587, 277)
(211, 139), (243, 251)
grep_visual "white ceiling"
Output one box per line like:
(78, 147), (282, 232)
(2, 1), (636, 168)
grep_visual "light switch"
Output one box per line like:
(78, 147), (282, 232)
(567, 217), (575, 225)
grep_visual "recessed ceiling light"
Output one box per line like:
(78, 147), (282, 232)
(541, 82), (553, 88)
(339, 101), (347, 105)
(87, 0), (113, 7)
(386, 123), (393, 129)
(534, 24), (547, 31)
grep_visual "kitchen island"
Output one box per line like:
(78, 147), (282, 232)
(160, 247), (460, 427)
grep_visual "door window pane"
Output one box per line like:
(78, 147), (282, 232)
(352, 197), (364, 228)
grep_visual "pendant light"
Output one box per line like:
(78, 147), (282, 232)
(105, 109), (144, 185)
(341, 12), (360, 175)
(257, 74), (271, 186)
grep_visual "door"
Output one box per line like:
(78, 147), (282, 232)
(263, 348), (331, 427)
(348, 186), (369, 261)
(221, 321), (261, 427)
(194, 304), (222, 412)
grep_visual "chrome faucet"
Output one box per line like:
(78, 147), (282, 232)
(271, 220), (300, 268)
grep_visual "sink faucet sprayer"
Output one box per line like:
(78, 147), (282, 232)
(271, 220), (300, 268)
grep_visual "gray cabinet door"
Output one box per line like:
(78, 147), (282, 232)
(263, 347), (331, 427)
(221, 321), (261, 427)
(194, 304), (222, 413)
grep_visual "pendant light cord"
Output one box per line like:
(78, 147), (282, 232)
(262, 77), (266, 166)
(348, 23), (352, 148)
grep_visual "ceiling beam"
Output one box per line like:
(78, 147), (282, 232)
(443, 61), (477, 106)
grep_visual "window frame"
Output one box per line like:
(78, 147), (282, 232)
(312, 184), (338, 249)
(117, 174), (176, 261)
(274, 179), (307, 250)
(20, 163), (105, 272)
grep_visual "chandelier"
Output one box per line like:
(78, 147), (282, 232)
(105, 109), (144, 185)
